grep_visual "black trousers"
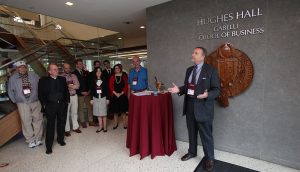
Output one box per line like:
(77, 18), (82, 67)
(186, 98), (214, 160)
(45, 102), (68, 150)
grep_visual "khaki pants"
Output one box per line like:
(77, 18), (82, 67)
(65, 95), (79, 131)
(78, 95), (93, 123)
(16, 101), (43, 143)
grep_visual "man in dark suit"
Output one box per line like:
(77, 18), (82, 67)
(101, 60), (114, 119)
(102, 60), (114, 81)
(168, 47), (220, 171)
(73, 59), (96, 128)
(89, 60), (102, 81)
(38, 63), (70, 154)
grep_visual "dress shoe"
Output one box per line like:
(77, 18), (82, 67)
(89, 122), (97, 126)
(103, 129), (107, 132)
(81, 123), (87, 128)
(113, 124), (119, 130)
(205, 160), (214, 171)
(58, 141), (66, 146)
(96, 128), (104, 133)
(65, 131), (71, 137)
(73, 128), (82, 133)
(46, 149), (52, 154)
(181, 153), (196, 161)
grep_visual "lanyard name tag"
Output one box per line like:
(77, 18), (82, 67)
(132, 78), (138, 85)
(23, 88), (31, 95)
(96, 86), (102, 94)
(187, 84), (195, 96)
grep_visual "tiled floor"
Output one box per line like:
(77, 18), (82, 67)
(0, 124), (299, 172)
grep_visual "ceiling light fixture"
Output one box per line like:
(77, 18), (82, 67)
(55, 24), (62, 30)
(140, 26), (145, 29)
(118, 37), (122, 40)
(65, 2), (74, 6)
(13, 16), (23, 23)
(109, 51), (147, 58)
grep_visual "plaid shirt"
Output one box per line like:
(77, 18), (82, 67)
(61, 73), (80, 96)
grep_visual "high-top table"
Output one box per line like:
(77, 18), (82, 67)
(126, 92), (177, 159)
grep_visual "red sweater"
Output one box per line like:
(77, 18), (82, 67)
(109, 74), (128, 97)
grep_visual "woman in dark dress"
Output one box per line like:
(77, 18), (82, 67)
(109, 64), (128, 129)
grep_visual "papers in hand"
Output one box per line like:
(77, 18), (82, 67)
(133, 91), (153, 96)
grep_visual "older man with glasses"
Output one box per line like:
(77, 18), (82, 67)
(38, 63), (70, 154)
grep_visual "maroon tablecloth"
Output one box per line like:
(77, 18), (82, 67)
(126, 92), (177, 159)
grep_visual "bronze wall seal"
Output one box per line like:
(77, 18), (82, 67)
(206, 43), (254, 107)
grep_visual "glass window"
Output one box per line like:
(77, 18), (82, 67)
(84, 60), (93, 72)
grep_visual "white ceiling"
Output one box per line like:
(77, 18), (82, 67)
(0, 0), (171, 41)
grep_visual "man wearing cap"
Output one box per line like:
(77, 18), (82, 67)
(8, 60), (43, 148)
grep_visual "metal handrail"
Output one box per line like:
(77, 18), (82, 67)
(0, 7), (90, 57)
(1, 6), (94, 56)
(28, 20), (87, 48)
(0, 19), (118, 57)
(0, 37), (63, 69)
(0, 37), (118, 70)
(0, 6), (46, 45)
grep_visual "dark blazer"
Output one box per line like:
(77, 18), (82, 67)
(72, 69), (90, 96)
(90, 78), (109, 100)
(178, 63), (220, 122)
(102, 68), (114, 81)
(38, 76), (70, 111)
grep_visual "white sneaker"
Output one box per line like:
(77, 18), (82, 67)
(28, 141), (36, 148)
(35, 140), (43, 146)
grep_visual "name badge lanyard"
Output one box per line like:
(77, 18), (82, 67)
(22, 80), (31, 97)
(96, 80), (102, 94)
(187, 67), (200, 96)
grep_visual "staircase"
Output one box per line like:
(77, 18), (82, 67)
(0, 5), (118, 147)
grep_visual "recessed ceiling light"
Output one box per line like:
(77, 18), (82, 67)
(118, 37), (122, 40)
(65, 2), (74, 6)
(140, 26), (145, 29)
